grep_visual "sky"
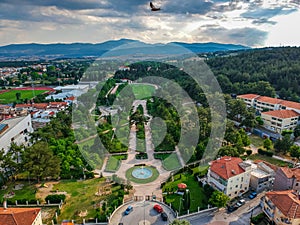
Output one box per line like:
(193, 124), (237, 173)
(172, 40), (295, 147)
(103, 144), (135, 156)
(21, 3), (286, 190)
(0, 0), (299, 47)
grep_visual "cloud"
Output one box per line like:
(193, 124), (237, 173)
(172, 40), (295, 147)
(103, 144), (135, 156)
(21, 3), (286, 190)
(0, 0), (299, 46)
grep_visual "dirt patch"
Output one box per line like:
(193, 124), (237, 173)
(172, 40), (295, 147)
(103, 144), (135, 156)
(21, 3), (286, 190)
(35, 182), (59, 203)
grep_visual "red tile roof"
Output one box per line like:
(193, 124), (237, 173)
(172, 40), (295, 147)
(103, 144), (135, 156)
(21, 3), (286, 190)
(66, 96), (75, 101)
(15, 104), (31, 108)
(281, 100), (300, 111)
(261, 110), (300, 119)
(0, 207), (41, 225)
(266, 190), (300, 219)
(210, 156), (245, 180)
(256, 96), (283, 105)
(237, 94), (260, 100)
(32, 103), (48, 109)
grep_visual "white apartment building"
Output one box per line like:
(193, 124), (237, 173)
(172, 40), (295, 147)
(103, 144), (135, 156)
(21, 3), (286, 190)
(0, 115), (33, 153)
(261, 110), (299, 133)
(207, 156), (251, 199)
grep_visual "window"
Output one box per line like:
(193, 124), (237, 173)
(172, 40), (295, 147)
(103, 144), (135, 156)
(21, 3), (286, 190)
(241, 177), (244, 182)
(235, 191), (237, 194)
(296, 183), (299, 187)
(235, 185), (238, 188)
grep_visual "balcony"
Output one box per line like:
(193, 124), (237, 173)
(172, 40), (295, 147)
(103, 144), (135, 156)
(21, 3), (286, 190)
(263, 207), (274, 219)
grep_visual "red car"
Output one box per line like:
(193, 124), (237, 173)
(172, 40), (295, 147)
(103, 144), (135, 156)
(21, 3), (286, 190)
(153, 204), (163, 213)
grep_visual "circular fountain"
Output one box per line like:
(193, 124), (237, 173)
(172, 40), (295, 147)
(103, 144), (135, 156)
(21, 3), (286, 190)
(125, 165), (159, 184)
(132, 166), (153, 179)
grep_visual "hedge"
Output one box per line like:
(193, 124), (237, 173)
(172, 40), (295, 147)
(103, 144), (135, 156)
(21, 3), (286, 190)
(258, 148), (274, 157)
(45, 194), (66, 203)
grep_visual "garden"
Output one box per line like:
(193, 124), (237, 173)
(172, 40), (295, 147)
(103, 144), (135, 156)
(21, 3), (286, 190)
(154, 153), (181, 171)
(162, 166), (210, 215)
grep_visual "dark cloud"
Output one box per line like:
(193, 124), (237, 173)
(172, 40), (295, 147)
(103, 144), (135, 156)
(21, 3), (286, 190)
(161, 0), (214, 14)
(202, 27), (268, 46)
(0, 0), (108, 10)
(241, 7), (296, 19)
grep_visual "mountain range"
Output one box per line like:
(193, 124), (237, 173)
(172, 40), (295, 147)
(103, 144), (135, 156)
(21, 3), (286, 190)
(0, 39), (250, 59)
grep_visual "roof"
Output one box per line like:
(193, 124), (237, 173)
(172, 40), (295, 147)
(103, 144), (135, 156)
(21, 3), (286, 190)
(237, 94), (260, 100)
(266, 190), (300, 219)
(0, 116), (28, 138)
(261, 110), (300, 119)
(281, 100), (300, 111)
(278, 167), (300, 180)
(256, 96), (283, 105)
(0, 207), (41, 225)
(253, 160), (278, 172)
(210, 156), (245, 180)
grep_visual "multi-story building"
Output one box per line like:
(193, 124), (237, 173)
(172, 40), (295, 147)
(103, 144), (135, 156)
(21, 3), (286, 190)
(261, 110), (299, 134)
(236, 94), (260, 108)
(237, 94), (300, 134)
(207, 156), (251, 199)
(0, 115), (33, 153)
(273, 167), (300, 192)
(262, 190), (300, 225)
(0, 205), (42, 225)
(254, 96), (282, 112)
(249, 161), (275, 193)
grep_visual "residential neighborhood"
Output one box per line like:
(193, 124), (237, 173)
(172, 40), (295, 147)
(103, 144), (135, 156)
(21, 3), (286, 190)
(1, 38), (300, 225)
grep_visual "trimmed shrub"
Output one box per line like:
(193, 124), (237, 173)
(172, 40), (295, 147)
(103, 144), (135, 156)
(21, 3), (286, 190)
(45, 194), (66, 203)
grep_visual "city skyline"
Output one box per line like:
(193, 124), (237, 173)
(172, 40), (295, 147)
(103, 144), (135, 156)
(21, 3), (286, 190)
(0, 0), (300, 47)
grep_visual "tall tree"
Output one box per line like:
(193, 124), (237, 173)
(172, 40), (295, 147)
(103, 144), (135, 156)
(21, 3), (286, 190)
(183, 189), (191, 210)
(22, 141), (61, 183)
(208, 191), (230, 208)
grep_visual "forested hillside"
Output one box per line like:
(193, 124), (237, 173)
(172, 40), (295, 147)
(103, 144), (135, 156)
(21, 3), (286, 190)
(206, 47), (300, 101)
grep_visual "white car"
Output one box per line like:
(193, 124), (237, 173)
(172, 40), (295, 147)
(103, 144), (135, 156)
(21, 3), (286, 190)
(236, 199), (246, 207)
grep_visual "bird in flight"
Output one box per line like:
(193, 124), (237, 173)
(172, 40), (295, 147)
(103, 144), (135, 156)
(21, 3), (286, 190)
(150, 2), (161, 11)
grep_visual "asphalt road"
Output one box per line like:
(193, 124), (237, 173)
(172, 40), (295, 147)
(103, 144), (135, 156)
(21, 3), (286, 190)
(109, 201), (175, 225)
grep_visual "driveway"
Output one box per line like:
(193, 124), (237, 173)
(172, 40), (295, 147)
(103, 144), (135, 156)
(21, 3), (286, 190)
(109, 201), (175, 225)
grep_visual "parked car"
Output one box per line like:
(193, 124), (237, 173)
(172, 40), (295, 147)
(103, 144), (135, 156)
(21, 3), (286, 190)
(153, 204), (163, 213)
(236, 199), (246, 207)
(161, 212), (168, 221)
(227, 205), (237, 212)
(249, 191), (257, 199)
(124, 206), (133, 215)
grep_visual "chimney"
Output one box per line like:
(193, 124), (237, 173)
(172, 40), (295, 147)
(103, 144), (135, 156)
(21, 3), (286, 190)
(3, 200), (7, 210)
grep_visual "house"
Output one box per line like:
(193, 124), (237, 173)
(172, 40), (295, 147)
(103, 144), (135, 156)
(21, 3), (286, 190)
(0, 115), (33, 153)
(273, 167), (300, 191)
(261, 110), (299, 134)
(0, 204), (42, 225)
(248, 161), (275, 192)
(207, 156), (251, 199)
(262, 190), (300, 225)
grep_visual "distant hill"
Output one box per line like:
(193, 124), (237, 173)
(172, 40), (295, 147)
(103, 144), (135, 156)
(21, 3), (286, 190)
(0, 39), (249, 59)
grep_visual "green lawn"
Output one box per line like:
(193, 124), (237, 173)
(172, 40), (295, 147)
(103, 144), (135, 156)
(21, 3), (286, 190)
(163, 169), (209, 215)
(248, 154), (292, 167)
(131, 84), (156, 99)
(0, 181), (37, 204)
(53, 178), (123, 223)
(154, 153), (182, 171)
(249, 134), (264, 148)
(136, 139), (146, 152)
(105, 156), (121, 172)
(0, 90), (46, 104)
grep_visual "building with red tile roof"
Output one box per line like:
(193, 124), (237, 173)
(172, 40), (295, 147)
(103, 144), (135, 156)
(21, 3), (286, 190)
(263, 190), (300, 224)
(237, 94), (260, 108)
(0, 207), (42, 225)
(281, 100), (300, 114)
(261, 110), (299, 133)
(273, 167), (300, 192)
(207, 156), (252, 199)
